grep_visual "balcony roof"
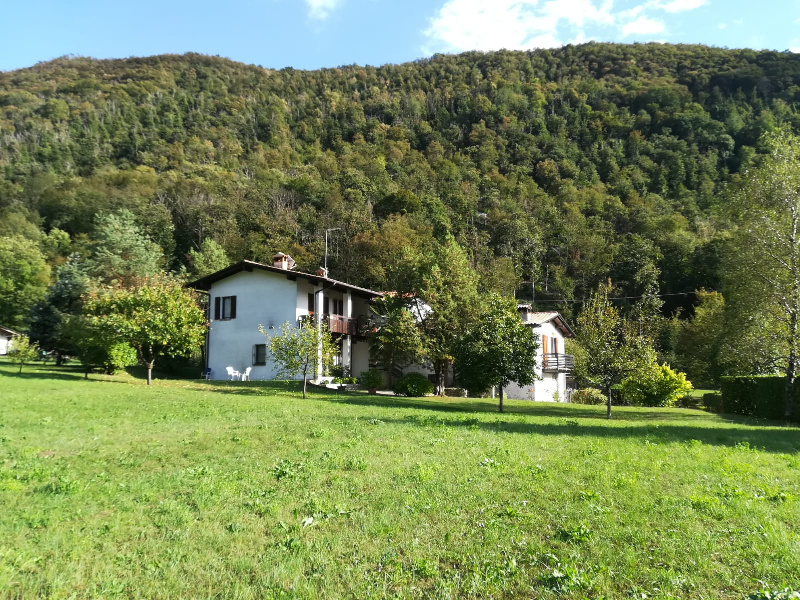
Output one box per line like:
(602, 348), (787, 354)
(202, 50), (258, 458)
(516, 307), (575, 338)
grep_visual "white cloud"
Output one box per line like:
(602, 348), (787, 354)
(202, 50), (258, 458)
(622, 16), (666, 37)
(423, 0), (712, 53)
(718, 23), (727, 29)
(424, 0), (618, 52)
(653, 0), (707, 13)
(305, 0), (341, 20)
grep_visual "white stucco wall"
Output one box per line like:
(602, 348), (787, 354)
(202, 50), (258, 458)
(504, 320), (568, 402)
(0, 334), (12, 355)
(207, 270), (299, 381)
(206, 269), (380, 382)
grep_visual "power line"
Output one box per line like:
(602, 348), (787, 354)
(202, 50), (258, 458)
(532, 290), (714, 304)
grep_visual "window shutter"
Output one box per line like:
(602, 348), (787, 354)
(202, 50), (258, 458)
(542, 335), (549, 367)
(553, 337), (559, 354)
(230, 296), (237, 319)
(252, 344), (257, 366)
(214, 297), (221, 320)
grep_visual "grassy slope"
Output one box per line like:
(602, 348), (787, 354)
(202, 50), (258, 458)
(0, 362), (798, 599)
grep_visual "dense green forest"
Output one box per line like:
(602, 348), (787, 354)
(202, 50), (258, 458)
(2, 43), (800, 379)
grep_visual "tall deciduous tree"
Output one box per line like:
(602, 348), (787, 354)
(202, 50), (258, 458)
(454, 293), (539, 412)
(260, 319), (336, 399)
(576, 281), (656, 418)
(411, 237), (479, 394)
(368, 295), (425, 386)
(85, 278), (206, 385)
(187, 238), (230, 278)
(0, 235), (51, 329)
(726, 130), (800, 419)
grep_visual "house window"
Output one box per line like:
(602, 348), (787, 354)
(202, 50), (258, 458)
(307, 293), (315, 314)
(214, 295), (237, 320)
(253, 344), (267, 366)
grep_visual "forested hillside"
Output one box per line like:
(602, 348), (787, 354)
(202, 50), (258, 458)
(2, 43), (800, 323)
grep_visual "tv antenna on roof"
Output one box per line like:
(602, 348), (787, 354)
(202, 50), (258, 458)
(324, 228), (341, 272)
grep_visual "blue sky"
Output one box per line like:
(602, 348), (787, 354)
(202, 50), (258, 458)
(2, 0), (799, 72)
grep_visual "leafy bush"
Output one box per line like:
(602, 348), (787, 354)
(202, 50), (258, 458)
(719, 376), (797, 421)
(571, 388), (607, 405)
(359, 369), (384, 390)
(393, 373), (434, 397)
(105, 342), (138, 374)
(621, 363), (692, 407)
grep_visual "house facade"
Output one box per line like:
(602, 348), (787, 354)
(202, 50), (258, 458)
(189, 254), (382, 381)
(504, 307), (575, 402)
(0, 325), (18, 355)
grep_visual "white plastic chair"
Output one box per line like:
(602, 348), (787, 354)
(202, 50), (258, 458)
(226, 366), (240, 381)
(241, 367), (252, 381)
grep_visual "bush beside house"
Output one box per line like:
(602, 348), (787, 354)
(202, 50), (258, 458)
(393, 373), (434, 397)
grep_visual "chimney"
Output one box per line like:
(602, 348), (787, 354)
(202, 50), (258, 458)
(316, 267), (329, 278)
(272, 252), (296, 270)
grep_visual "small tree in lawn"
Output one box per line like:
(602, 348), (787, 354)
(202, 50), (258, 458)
(368, 295), (425, 386)
(260, 319), (336, 399)
(576, 281), (656, 419)
(8, 334), (41, 374)
(85, 278), (206, 385)
(454, 293), (539, 412)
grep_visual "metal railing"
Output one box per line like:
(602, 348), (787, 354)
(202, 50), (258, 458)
(543, 353), (575, 372)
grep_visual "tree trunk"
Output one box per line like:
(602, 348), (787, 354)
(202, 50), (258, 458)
(785, 346), (796, 420)
(85, 368), (89, 380)
(498, 386), (504, 413)
(606, 387), (612, 419)
(146, 363), (153, 386)
(434, 362), (446, 396)
(303, 375), (307, 399)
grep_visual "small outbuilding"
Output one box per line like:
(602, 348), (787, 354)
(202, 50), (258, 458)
(0, 325), (19, 355)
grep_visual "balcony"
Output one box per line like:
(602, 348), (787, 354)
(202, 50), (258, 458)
(327, 315), (359, 336)
(299, 314), (369, 338)
(543, 353), (574, 373)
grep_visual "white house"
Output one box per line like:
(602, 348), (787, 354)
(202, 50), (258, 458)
(0, 325), (18, 355)
(189, 253), (382, 381)
(504, 307), (575, 402)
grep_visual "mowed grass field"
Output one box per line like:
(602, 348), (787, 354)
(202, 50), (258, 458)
(1, 362), (799, 599)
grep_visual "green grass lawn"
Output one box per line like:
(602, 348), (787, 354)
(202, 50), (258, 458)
(1, 362), (798, 599)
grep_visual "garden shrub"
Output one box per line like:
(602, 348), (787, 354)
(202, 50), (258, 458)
(571, 388), (607, 405)
(105, 342), (138, 374)
(702, 392), (723, 413)
(719, 376), (797, 421)
(359, 369), (384, 390)
(621, 363), (692, 407)
(393, 373), (434, 397)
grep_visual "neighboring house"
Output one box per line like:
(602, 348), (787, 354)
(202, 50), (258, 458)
(504, 307), (575, 402)
(0, 325), (19, 355)
(188, 253), (383, 381)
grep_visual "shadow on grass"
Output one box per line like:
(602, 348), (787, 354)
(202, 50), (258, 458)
(319, 391), (727, 422)
(373, 414), (800, 453)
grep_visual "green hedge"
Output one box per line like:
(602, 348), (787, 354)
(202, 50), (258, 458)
(719, 376), (797, 421)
